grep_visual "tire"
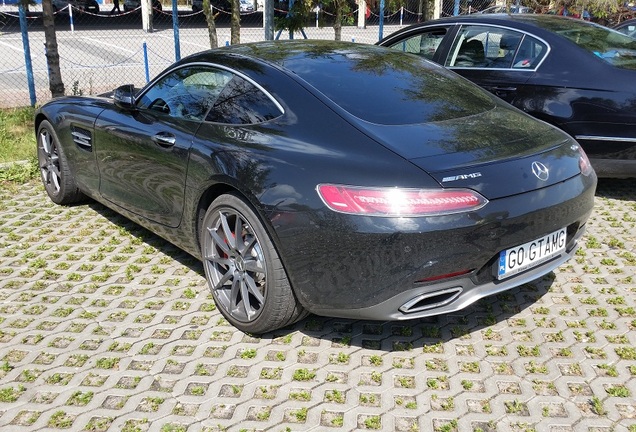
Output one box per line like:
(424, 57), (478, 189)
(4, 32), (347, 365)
(200, 193), (307, 334)
(37, 120), (85, 205)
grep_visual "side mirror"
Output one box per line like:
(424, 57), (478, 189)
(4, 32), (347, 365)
(113, 84), (136, 109)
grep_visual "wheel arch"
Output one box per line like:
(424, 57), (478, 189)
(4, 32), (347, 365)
(34, 112), (50, 136)
(192, 180), (301, 292)
(194, 182), (276, 255)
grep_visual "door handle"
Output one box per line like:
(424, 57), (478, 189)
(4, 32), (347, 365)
(153, 133), (176, 147)
(490, 86), (517, 99)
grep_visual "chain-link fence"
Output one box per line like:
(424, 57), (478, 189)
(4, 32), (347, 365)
(1, 0), (499, 108)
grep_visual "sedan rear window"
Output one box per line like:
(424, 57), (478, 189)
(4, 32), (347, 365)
(538, 19), (636, 70)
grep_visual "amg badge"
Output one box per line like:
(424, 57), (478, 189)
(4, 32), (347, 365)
(442, 172), (482, 183)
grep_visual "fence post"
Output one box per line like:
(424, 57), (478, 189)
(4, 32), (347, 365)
(69, 5), (75, 32)
(172, 0), (181, 61)
(19, 4), (37, 107)
(143, 41), (150, 83)
(378, 0), (384, 41)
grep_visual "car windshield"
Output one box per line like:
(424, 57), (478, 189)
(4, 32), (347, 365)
(273, 44), (496, 125)
(534, 18), (636, 69)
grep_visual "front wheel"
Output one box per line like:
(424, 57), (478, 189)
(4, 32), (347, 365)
(200, 193), (307, 334)
(37, 120), (85, 205)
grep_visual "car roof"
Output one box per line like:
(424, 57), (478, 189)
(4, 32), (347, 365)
(411, 13), (594, 31)
(182, 39), (403, 72)
(385, 14), (620, 46)
(173, 40), (500, 126)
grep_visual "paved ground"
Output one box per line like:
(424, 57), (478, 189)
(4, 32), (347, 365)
(0, 179), (635, 432)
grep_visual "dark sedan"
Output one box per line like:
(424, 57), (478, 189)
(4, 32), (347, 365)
(615, 18), (636, 38)
(379, 14), (636, 178)
(35, 41), (596, 333)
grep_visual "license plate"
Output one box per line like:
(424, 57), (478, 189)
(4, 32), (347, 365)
(497, 228), (567, 280)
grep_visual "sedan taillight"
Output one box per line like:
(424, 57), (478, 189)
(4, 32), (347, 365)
(575, 144), (594, 176)
(317, 184), (488, 217)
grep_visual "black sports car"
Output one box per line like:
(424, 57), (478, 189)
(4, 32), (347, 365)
(35, 41), (596, 333)
(379, 14), (636, 178)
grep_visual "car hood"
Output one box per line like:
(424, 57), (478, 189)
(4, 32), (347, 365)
(356, 106), (583, 199)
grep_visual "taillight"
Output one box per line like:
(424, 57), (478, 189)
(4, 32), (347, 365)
(316, 184), (488, 217)
(574, 144), (593, 176)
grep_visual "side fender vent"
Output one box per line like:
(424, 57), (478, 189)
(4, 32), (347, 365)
(71, 126), (92, 151)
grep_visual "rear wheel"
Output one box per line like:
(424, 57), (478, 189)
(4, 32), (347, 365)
(200, 193), (307, 334)
(37, 120), (85, 205)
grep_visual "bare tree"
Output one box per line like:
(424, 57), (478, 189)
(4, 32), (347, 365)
(231, 0), (240, 44)
(203, 0), (219, 48)
(40, 0), (65, 97)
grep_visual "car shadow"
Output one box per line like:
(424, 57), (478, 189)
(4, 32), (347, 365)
(268, 273), (555, 352)
(595, 178), (635, 200)
(86, 200), (204, 275)
(85, 194), (557, 350)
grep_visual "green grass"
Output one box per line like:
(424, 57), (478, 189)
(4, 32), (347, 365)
(0, 107), (38, 183)
(0, 107), (35, 162)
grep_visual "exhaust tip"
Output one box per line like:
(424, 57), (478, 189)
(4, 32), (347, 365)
(399, 287), (463, 314)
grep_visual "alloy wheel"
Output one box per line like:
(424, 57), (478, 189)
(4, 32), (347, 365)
(203, 207), (267, 323)
(38, 127), (62, 196)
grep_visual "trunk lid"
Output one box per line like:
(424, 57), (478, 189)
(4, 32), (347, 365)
(357, 106), (582, 199)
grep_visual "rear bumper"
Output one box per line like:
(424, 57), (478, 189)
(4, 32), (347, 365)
(281, 172), (596, 320)
(312, 224), (584, 321)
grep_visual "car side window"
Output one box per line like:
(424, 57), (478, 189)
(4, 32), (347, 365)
(446, 25), (547, 69)
(616, 23), (636, 39)
(386, 28), (448, 60)
(136, 66), (233, 121)
(206, 76), (283, 125)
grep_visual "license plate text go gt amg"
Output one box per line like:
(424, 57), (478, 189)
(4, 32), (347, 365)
(498, 228), (567, 280)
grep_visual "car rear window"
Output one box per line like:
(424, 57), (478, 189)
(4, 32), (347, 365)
(283, 47), (496, 125)
(537, 19), (636, 70)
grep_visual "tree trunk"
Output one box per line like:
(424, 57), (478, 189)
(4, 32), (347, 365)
(203, 0), (218, 48)
(334, 0), (343, 41)
(41, 0), (65, 97)
(231, 0), (240, 44)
